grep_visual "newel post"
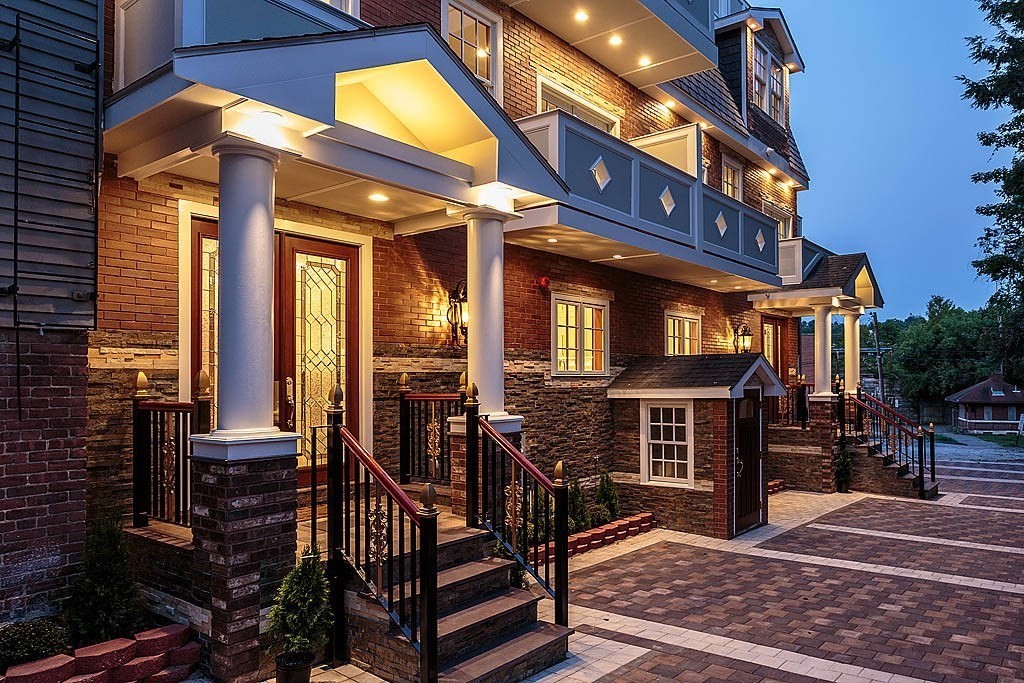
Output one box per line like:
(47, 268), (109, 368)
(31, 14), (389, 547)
(132, 371), (152, 528)
(398, 372), (411, 484)
(325, 384), (346, 662)
(928, 423), (936, 483)
(552, 460), (569, 628)
(917, 426), (926, 498)
(463, 383), (480, 528)
(419, 484), (440, 683)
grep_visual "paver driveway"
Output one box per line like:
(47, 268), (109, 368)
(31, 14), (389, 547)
(530, 447), (1024, 683)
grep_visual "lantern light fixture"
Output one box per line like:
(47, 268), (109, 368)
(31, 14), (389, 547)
(447, 280), (468, 346)
(733, 322), (753, 354)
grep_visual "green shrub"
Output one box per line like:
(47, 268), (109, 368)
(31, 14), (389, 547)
(587, 502), (611, 528)
(595, 473), (621, 520)
(268, 545), (333, 664)
(0, 619), (69, 672)
(568, 480), (590, 532)
(834, 448), (853, 488)
(64, 511), (142, 646)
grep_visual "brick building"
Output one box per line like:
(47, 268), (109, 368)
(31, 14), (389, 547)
(3, 0), (894, 681)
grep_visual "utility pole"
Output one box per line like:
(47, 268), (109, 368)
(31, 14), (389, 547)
(871, 311), (886, 403)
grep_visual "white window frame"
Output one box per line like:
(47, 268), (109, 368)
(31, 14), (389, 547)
(665, 312), (701, 356)
(442, 0), (503, 104)
(753, 41), (786, 126)
(537, 76), (621, 138)
(762, 201), (794, 240)
(984, 405), (993, 421)
(640, 400), (695, 488)
(551, 294), (610, 376)
(325, 0), (359, 17)
(722, 155), (743, 200)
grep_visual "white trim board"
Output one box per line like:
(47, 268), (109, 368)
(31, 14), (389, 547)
(176, 199), (375, 447)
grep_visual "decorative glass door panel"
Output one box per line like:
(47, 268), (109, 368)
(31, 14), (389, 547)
(191, 221), (360, 480)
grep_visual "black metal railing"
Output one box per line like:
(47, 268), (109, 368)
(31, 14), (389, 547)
(464, 386), (569, 627)
(770, 382), (810, 428)
(320, 388), (439, 683)
(399, 372), (465, 485)
(840, 392), (936, 497)
(131, 371), (211, 528)
(859, 390), (920, 435)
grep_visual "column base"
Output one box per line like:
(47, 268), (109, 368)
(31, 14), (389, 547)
(191, 428), (300, 461)
(809, 393), (838, 401)
(448, 412), (524, 435)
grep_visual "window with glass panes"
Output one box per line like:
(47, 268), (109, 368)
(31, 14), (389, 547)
(722, 157), (741, 199)
(770, 63), (784, 123)
(540, 85), (618, 135)
(754, 44), (786, 125)
(644, 403), (692, 484)
(763, 202), (794, 240)
(753, 46), (768, 111)
(447, 3), (494, 89)
(666, 314), (700, 356)
(553, 296), (608, 375)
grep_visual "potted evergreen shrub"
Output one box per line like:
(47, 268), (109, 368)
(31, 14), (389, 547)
(835, 448), (853, 493)
(268, 545), (333, 683)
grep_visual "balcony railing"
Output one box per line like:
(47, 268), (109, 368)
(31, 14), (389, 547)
(517, 110), (781, 281)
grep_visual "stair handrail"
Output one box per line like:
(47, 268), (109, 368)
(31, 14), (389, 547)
(844, 393), (935, 495)
(323, 388), (439, 683)
(859, 390), (920, 432)
(464, 384), (570, 627)
(398, 371), (466, 485)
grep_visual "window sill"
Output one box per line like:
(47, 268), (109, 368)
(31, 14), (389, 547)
(638, 479), (695, 490)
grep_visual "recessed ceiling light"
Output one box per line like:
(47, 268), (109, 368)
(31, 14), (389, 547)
(665, 100), (676, 109)
(609, 34), (623, 46)
(547, 237), (559, 243)
(709, 279), (719, 284)
(734, 285), (743, 290)
(574, 9), (589, 22)
(368, 193), (389, 202)
(612, 254), (624, 260)
(699, 122), (710, 129)
(638, 56), (652, 67)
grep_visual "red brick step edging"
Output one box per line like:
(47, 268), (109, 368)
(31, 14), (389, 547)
(1, 625), (199, 683)
(567, 514), (655, 557)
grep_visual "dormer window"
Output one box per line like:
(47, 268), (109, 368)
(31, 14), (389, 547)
(754, 43), (786, 126)
(444, 0), (503, 103)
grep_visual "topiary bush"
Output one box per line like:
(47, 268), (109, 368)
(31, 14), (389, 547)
(268, 545), (333, 665)
(0, 619), (70, 673)
(567, 480), (590, 533)
(586, 502), (611, 529)
(595, 473), (621, 520)
(64, 510), (143, 646)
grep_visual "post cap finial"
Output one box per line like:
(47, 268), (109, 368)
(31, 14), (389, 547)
(470, 382), (479, 398)
(918, 426), (924, 436)
(420, 483), (437, 510)
(195, 370), (211, 397)
(135, 371), (151, 397)
(459, 371), (467, 391)
(398, 372), (410, 390)
(553, 460), (566, 485)
(465, 382), (480, 407)
(929, 422), (934, 431)
(332, 384), (345, 407)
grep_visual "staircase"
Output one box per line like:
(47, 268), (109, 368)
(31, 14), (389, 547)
(839, 390), (940, 500)
(318, 385), (572, 683)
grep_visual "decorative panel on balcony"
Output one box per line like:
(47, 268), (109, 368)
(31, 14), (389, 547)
(702, 188), (778, 272)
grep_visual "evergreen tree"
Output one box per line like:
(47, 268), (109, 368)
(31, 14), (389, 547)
(960, 0), (1024, 299)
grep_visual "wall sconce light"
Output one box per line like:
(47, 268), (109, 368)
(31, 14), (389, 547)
(447, 280), (468, 346)
(733, 323), (753, 354)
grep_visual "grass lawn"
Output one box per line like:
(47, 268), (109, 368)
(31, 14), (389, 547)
(933, 433), (963, 445)
(974, 433), (1024, 449)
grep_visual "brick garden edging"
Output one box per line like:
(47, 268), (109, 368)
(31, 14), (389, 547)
(568, 513), (655, 557)
(0, 625), (198, 683)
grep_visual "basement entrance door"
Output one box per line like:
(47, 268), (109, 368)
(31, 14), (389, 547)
(192, 219), (360, 484)
(735, 388), (762, 534)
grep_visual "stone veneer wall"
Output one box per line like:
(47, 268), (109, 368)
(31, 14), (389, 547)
(1, 329), (88, 620)
(767, 397), (837, 493)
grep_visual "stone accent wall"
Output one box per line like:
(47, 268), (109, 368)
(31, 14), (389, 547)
(191, 457), (298, 683)
(767, 397), (837, 493)
(0, 329), (88, 620)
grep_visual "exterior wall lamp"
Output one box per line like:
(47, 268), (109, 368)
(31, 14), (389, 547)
(733, 322), (753, 354)
(448, 280), (468, 346)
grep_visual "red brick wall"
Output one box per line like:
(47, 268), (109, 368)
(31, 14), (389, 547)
(0, 329), (88, 619)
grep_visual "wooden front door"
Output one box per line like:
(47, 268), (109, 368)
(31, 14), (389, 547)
(761, 316), (787, 422)
(191, 220), (360, 482)
(735, 388), (763, 534)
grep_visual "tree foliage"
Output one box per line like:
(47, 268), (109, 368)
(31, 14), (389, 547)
(960, 0), (1024, 297)
(268, 545), (332, 662)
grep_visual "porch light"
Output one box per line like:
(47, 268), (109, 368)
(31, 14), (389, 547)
(638, 56), (652, 67)
(448, 280), (468, 346)
(609, 34), (623, 46)
(733, 323), (753, 354)
(368, 193), (390, 202)
(547, 237), (559, 243)
(574, 10), (589, 22)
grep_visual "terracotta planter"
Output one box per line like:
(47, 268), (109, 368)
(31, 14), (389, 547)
(276, 653), (314, 683)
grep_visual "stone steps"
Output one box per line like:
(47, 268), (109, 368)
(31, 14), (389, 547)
(439, 623), (571, 683)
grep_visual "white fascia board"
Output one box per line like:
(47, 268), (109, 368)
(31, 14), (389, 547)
(105, 69), (194, 131)
(747, 287), (843, 303)
(608, 387), (733, 400)
(733, 357), (787, 398)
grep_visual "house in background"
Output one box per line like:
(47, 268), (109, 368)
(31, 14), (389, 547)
(2, 0), (922, 681)
(948, 372), (1024, 434)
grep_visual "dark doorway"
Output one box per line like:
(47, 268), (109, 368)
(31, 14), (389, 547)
(735, 388), (763, 534)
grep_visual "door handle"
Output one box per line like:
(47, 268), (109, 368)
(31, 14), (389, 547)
(285, 377), (296, 431)
(735, 452), (744, 477)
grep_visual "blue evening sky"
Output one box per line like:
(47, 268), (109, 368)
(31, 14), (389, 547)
(777, 0), (1005, 319)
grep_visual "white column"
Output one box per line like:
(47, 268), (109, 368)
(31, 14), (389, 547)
(464, 207), (511, 417)
(843, 311), (862, 393)
(812, 304), (833, 396)
(192, 140), (299, 461)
